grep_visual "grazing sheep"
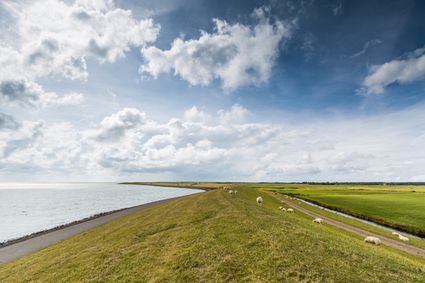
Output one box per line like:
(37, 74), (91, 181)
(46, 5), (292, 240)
(313, 218), (323, 224)
(392, 231), (399, 236)
(287, 208), (294, 213)
(234, 190), (238, 194)
(281, 207), (287, 212)
(256, 196), (263, 205)
(398, 235), (409, 242)
(278, 206), (283, 210)
(364, 236), (381, 245)
(228, 190), (234, 195)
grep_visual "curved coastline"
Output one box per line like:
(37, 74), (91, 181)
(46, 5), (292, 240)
(0, 187), (205, 265)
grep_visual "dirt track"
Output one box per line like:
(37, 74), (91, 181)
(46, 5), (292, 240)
(268, 192), (425, 259)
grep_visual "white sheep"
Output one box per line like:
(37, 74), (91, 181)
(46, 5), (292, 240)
(256, 196), (263, 205)
(364, 236), (381, 245)
(228, 190), (234, 195)
(278, 206), (283, 210)
(391, 231), (399, 236)
(313, 218), (323, 224)
(287, 208), (294, 213)
(398, 234), (409, 242)
(234, 190), (238, 194)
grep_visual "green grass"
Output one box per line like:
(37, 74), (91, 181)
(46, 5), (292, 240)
(264, 184), (425, 237)
(1, 185), (424, 282)
(275, 193), (425, 250)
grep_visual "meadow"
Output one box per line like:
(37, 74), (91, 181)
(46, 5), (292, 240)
(1, 184), (424, 282)
(264, 184), (425, 237)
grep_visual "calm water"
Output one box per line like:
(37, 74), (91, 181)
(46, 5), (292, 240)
(0, 183), (203, 243)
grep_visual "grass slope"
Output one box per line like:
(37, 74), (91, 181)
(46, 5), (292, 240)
(267, 184), (425, 237)
(1, 187), (424, 282)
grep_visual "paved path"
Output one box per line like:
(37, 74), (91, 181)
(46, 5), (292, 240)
(268, 192), (425, 259)
(0, 194), (197, 265)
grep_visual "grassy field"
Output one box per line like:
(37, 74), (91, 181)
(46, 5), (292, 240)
(263, 184), (425, 237)
(280, 194), (425, 250)
(1, 185), (424, 282)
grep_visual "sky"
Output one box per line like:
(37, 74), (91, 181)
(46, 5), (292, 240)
(1, 0), (425, 182)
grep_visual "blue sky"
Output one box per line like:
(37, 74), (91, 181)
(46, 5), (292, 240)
(1, 0), (425, 182)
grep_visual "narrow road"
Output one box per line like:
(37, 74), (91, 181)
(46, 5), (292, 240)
(268, 192), (425, 259)
(0, 194), (198, 265)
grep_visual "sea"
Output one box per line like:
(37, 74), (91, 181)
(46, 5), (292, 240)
(0, 183), (203, 243)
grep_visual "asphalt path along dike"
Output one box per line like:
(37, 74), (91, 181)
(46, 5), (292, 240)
(0, 193), (202, 265)
(268, 191), (425, 259)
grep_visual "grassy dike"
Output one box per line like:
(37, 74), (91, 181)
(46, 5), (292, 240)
(1, 186), (424, 282)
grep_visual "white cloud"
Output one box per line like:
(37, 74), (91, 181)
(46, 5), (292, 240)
(0, 0), (160, 107)
(140, 6), (290, 90)
(0, 79), (84, 108)
(361, 47), (425, 95)
(0, 112), (19, 130)
(91, 108), (147, 142)
(183, 106), (210, 123)
(352, 39), (381, 58)
(2, 103), (425, 182)
(218, 104), (249, 124)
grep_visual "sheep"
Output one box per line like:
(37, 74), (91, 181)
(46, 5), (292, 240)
(398, 234), (409, 242)
(228, 190), (234, 195)
(364, 236), (381, 245)
(287, 208), (294, 213)
(313, 218), (323, 224)
(278, 206), (283, 210)
(256, 196), (263, 205)
(234, 190), (238, 194)
(391, 231), (399, 236)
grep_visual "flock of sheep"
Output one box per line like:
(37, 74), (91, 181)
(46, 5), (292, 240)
(223, 186), (238, 195)
(224, 186), (411, 247)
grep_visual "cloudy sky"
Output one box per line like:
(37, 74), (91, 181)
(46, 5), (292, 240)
(1, 0), (425, 182)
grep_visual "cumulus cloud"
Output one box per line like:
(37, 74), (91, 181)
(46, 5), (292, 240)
(361, 47), (425, 94)
(2, 103), (425, 181)
(0, 79), (84, 108)
(0, 0), (160, 107)
(140, 6), (290, 90)
(92, 108), (147, 142)
(0, 112), (19, 130)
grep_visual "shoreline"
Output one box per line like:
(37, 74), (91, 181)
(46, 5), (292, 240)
(0, 189), (204, 265)
(120, 182), (216, 191)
